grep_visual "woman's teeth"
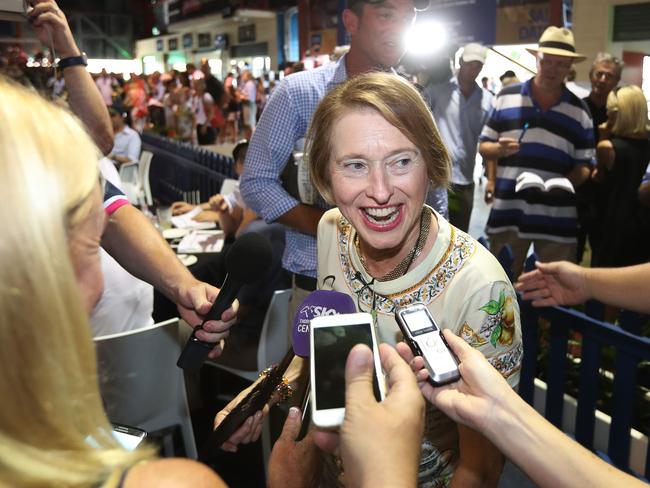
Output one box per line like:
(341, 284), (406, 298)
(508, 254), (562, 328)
(364, 206), (399, 224)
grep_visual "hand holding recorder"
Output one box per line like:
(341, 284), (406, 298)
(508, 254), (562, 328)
(396, 329), (513, 434)
(398, 329), (648, 488)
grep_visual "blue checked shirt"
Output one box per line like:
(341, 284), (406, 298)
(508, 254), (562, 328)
(241, 55), (448, 277)
(240, 57), (348, 277)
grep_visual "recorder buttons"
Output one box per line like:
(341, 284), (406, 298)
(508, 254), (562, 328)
(426, 336), (446, 354)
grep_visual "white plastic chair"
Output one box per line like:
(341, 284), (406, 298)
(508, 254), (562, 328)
(117, 150), (153, 207)
(94, 317), (197, 459)
(139, 150), (154, 207)
(207, 289), (291, 472)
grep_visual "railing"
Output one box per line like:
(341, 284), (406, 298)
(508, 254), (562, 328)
(141, 133), (237, 205)
(516, 254), (650, 479)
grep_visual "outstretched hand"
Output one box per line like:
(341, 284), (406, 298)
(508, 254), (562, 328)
(515, 260), (589, 307)
(396, 330), (513, 436)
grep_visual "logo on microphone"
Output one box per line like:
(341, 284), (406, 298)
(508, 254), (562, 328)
(300, 305), (338, 318)
(296, 305), (338, 333)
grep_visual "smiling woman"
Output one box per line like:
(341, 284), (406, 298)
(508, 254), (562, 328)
(307, 72), (524, 486)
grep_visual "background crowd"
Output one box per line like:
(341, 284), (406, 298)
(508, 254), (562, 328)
(2, 0), (650, 486)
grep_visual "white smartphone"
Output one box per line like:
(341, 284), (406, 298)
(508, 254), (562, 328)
(309, 312), (385, 429)
(111, 423), (147, 451)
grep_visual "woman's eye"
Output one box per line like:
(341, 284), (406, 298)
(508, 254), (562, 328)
(345, 161), (366, 171)
(395, 157), (411, 167)
(389, 157), (413, 173)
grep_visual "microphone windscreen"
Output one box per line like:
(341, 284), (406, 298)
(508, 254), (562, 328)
(225, 232), (273, 284)
(292, 290), (356, 357)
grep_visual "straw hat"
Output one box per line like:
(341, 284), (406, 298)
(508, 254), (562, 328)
(526, 26), (586, 62)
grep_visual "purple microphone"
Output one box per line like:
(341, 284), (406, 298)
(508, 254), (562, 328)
(292, 289), (356, 357)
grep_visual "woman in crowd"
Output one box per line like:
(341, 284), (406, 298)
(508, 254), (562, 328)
(192, 77), (217, 145)
(592, 85), (650, 268)
(0, 77), (225, 487)
(255, 76), (267, 119)
(216, 72), (522, 486)
(123, 73), (148, 133)
(220, 81), (241, 144)
(174, 74), (195, 142)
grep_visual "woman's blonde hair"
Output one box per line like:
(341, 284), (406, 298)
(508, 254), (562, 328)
(306, 72), (450, 204)
(0, 77), (153, 487)
(606, 85), (650, 137)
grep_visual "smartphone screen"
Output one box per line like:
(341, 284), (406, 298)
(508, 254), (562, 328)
(313, 322), (381, 410)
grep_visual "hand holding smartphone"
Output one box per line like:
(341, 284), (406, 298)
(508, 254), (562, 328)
(395, 304), (460, 386)
(309, 312), (385, 429)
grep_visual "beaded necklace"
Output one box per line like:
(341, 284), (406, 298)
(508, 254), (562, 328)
(355, 206), (431, 282)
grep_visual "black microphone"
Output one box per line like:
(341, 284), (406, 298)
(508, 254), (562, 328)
(177, 232), (273, 371)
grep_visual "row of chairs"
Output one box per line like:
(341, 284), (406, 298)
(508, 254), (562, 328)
(140, 142), (234, 205)
(141, 133), (237, 179)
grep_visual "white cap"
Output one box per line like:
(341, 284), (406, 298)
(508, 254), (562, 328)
(461, 43), (487, 64)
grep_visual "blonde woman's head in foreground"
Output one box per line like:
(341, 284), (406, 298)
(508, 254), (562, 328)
(0, 76), (153, 487)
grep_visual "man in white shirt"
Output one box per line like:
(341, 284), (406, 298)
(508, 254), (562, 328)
(240, 70), (257, 139)
(95, 68), (116, 106)
(93, 158), (154, 336)
(109, 108), (142, 166)
(423, 43), (492, 231)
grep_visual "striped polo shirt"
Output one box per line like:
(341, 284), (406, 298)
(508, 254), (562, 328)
(480, 79), (595, 243)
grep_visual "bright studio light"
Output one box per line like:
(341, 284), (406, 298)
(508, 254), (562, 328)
(404, 21), (447, 57)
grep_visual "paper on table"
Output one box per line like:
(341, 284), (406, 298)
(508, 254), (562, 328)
(170, 207), (217, 230)
(220, 178), (238, 196)
(177, 230), (225, 254)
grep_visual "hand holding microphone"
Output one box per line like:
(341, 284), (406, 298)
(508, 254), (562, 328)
(177, 232), (273, 371)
